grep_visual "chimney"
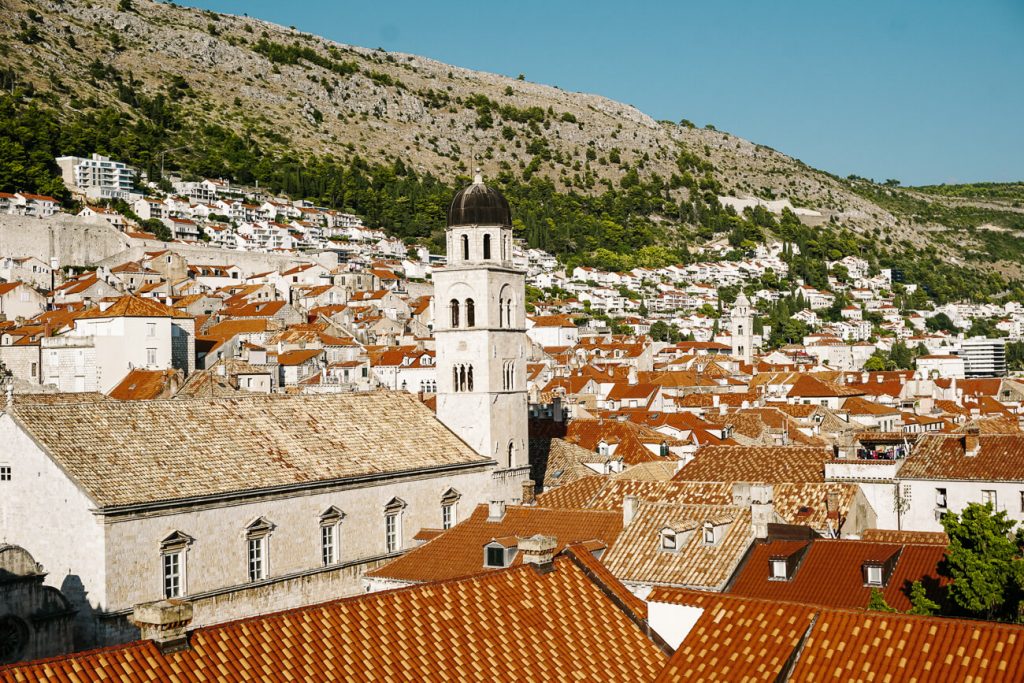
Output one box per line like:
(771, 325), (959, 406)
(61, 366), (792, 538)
(487, 500), (506, 522)
(130, 599), (193, 654)
(521, 480), (536, 506)
(750, 484), (774, 539)
(627, 366), (638, 385)
(623, 495), (638, 527)
(963, 427), (980, 457)
(519, 534), (557, 570)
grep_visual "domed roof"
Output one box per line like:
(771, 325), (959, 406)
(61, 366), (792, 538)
(447, 171), (512, 227)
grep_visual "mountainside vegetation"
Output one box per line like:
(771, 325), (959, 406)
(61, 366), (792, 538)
(1, 0), (1023, 303)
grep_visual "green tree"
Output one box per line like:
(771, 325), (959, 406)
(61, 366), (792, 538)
(140, 218), (172, 241)
(907, 581), (940, 616)
(940, 502), (1024, 621)
(925, 312), (959, 334)
(868, 588), (896, 612)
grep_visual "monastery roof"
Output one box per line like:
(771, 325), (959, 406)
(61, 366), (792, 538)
(8, 392), (486, 508)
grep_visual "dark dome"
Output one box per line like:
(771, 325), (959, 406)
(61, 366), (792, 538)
(447, 173), (512, 227)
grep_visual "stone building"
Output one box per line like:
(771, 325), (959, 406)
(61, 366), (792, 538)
(0, 392), (496, 649)
(0, 545), (75, 665)
(434, 173), (531, 501)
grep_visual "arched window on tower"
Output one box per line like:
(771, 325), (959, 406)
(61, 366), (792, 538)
(507, 441), (515, 469)
(505, 299), (513, 328)
(498, 298), (505, 327)
(467, 365), (474, 392)
(459, 365), (467, 392)
(453, 366), (460, 392)
(483, 234), (491, 260)
(465, 299), (475, 327)
(461, 234), (470, 261)
(450, 299), (460, 328)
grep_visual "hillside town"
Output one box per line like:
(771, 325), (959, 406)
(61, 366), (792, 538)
(0, 156), (1023, 681)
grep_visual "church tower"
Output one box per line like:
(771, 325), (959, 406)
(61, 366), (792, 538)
(434, 172), (530, 498)
(730, 291), (753, 363)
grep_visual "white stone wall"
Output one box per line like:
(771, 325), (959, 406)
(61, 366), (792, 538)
(0, 346), (41, 385)
(69, 317), (173, 392)
(0, 414), (107, 646)
(901, 479), (1024, 532)
(434, 258), (530, 474)
(100, 465), (493, 614)
(40, 337), (98, 392)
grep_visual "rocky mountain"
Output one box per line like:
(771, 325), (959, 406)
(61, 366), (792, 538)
(1, 0), (1022, 281)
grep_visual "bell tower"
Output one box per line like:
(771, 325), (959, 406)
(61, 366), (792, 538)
(434, 171), (530, 499)
(730, 291), (753, 363)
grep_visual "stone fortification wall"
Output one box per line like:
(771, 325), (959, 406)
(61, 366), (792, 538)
(0, 214), (338, 278)
(0, 214), (130, 267)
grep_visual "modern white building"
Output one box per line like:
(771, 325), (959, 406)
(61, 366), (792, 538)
(958, 337), (1006, 377)
(55, 154), (136, 200)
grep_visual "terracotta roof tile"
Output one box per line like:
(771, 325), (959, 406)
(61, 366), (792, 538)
(9, 392), (485, 508)
(366, 504), (622, 583)
(0, 556), (666, 682)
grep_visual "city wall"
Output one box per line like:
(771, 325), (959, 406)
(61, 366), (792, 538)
(0, 215), (336, 277)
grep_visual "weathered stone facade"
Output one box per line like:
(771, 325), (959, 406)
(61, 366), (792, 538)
(0, 545), (75, 665)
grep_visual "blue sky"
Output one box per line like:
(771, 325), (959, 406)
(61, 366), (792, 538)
(189, 0), (1024, 185)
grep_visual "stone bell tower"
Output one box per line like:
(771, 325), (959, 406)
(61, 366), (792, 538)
(434, 171), (530, 499)
(730, 291), (753, 363)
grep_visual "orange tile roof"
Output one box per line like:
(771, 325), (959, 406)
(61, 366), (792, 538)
(899, 433), (1024, 481)
(673, 445), (831, 483)
(79, 295), (192, 320)
(0, 554), (666, 682)
(366, 504), (622, 583)
(220, 300), (287, 318)
(728, 539), (949, 611)
(602, 500), (752, 589)
(275, 349), (323, 366)
(107, 369), (177, 401)
(537, 477), (857, 531)
(652, 589), (1024, 682)
(654, 592), (816, 682)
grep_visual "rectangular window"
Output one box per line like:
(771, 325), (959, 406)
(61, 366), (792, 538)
(770, 559), (788, 580)
(1020, 491), (1024, 513)
(147, 322), (156, 337)
(936, 488), (947, 509)
(385, 514), (399, 554)
(442, 504), (454, 530)
(162, 552), (182, 598)
(0, 465), (10, 481)
(146, 348), (157, 366)
(248, 537), (265, 581)
(321, 524), (336, 566)
(866, 565), (883, 586)
(982, 490), (997, 508)
(485, 546), (506, 568)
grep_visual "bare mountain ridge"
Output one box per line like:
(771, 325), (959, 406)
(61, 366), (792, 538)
(2, 0), (1022, 273)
